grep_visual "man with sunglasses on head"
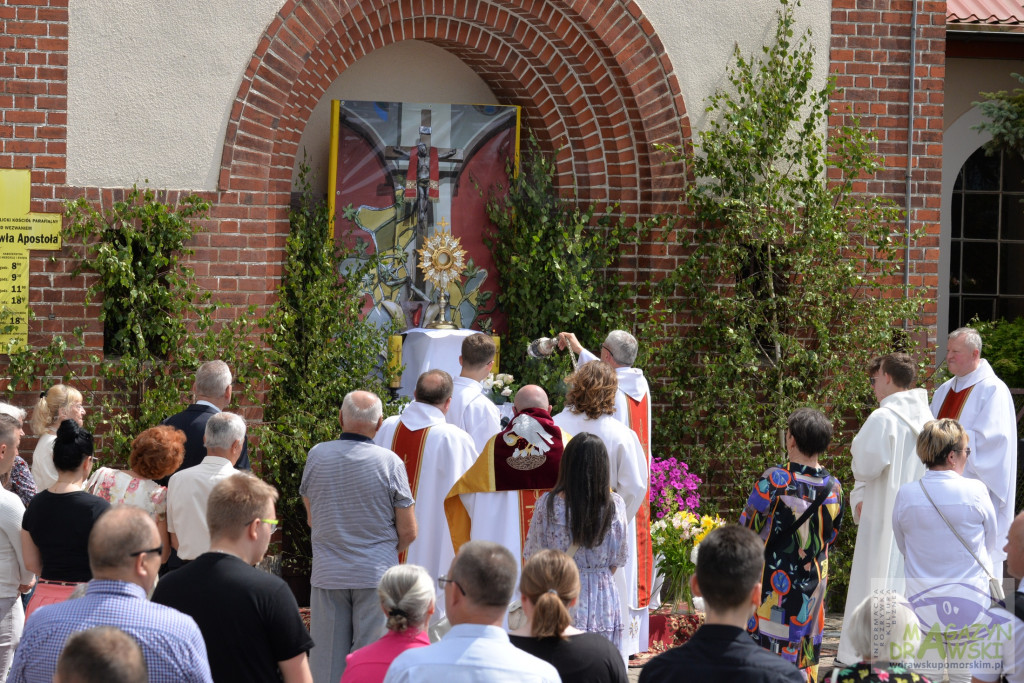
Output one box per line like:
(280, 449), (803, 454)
(9, 506), (212, 683)
(153, 473), (313, 682)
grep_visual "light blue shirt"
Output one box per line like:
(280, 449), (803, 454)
(383, 623), (560, 683)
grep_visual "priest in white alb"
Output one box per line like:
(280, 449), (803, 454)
(373, 369), (478, 622)
(444, 384), (570, 570)
(446, 332), (502, 453)
(931, 326), (1018, 569)
(837, 352), (931, 665)
(553, 360), (648, 659)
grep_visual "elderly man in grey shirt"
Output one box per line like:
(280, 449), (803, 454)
(300, 391), (417, 683)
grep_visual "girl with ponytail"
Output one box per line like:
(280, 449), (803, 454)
(509, 549), (627, 682)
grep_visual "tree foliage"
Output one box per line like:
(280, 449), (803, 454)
(484, 140), (648, 407)
(650, 0), (926, 600)
(4, 187), (263, 462)
(974, 73), (1024, 158)
(257, 169), (396, 570)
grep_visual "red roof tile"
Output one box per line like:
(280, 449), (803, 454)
(948, 0), (1024, 23)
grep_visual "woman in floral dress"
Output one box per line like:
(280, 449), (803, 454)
(524, 433), (629, 649)
(87, 425), (185, 564)
(740, 408), (844, 683)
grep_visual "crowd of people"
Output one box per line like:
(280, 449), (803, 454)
(0, 325), (1016, 683)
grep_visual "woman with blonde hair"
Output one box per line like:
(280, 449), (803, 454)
(29, 385), (86, 491)
(341, 564), (434, 683)
(509, 549), (627, 682)
(86, 426), (185, 564)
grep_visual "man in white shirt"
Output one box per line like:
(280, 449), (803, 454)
(166, 412), (246, 563)
(932, 327), (1018, 569)
(0, 414), (33, 676)
(973, 511), (1024, 683)
(446, 333), (501, 454)
(384, 540), (559, 683)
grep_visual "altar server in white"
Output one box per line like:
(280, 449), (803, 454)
(553, 360), (648, 660)
(446, 333), (502, 453)
(444, 385), (570, 571)
(837, 352), (931, 665)
(559, 329), (655, 617)
(931, 327), (1018, 566)
(374, 369), (478, 622)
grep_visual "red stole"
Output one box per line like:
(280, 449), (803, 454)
(626, 394), (653, 609)
(391, 423), (431, 563)
(937, 385), (975, 421)
(404, 146), (440, 201)
(518, 490), (543, 559)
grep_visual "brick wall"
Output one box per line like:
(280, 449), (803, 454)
(2, 0), (945, 413)
(829, 0), (945, 348)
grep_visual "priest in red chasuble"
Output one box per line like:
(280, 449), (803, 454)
(444, 385), (570, 571)
(373, 369), (478, 623)
(931, 326), (1018, 569)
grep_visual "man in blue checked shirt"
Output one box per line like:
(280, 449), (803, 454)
(9, 506), (212, 683)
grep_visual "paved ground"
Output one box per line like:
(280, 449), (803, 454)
(626, 612), (843, 682)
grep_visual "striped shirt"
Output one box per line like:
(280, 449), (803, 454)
(8, 579), (212, 683)
(300, 434), (414, 589)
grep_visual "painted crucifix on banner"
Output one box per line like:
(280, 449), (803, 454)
(329, 100), (519, 331)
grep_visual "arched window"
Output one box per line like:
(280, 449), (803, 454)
(948, 146), (1024, 331)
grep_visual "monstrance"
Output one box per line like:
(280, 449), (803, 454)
(417, 231), (466, 329)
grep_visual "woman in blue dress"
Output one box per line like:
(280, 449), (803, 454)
(524, 433), (629, 649)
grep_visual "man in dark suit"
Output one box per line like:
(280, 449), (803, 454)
(159, 360), (249, 574)
(160, 360), (250, 486)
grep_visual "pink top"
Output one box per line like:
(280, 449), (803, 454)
(340, 628), (430, 683)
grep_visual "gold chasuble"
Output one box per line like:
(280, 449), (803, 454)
(625, 394), (653, 610)
(445, 408), (568, 562)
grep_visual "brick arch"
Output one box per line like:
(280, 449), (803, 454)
(219, 0), (690, 217)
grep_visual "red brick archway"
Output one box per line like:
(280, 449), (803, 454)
(215, 0), (691, 304)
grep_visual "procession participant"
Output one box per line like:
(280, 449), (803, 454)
(374, 369), (477, 622)
(837, 353), (931, 666)
(552, 361), (648, 660)
(301, 391), (415, 683)
(446, 333), (502, 454)
(931, 327), (1017, 570)
(558, 330), (655, 621)
(445, 384), (570, 570)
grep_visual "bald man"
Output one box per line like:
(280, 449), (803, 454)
(9, 507), (211, 683)
(445, 385), (571, 571)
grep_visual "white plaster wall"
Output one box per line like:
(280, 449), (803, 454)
(67, 0), (285, 190)
(293, 41), (499, 195)
(66, 0), (831, 192)
(945, 58), (1024, 128)
(638, 0), (831, 136)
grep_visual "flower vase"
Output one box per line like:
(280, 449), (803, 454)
(662, 566), (692, 614)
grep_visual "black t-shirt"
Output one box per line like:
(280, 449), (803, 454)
(152, 552), (314, 682)
(509, 631), (628, 683)
(22, 490), (110, 582)
(638, 624), (806, 683)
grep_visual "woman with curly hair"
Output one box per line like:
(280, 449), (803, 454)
(86, 426), (185, 564)
(552, 361), (648, 658)
(29, 384), (86, 491)
(21, 420), (110, 618)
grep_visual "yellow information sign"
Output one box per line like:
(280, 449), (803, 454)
(0, 169), (62, 352)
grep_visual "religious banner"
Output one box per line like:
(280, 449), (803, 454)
(328, 100), (519, 331)
(0, 170), (62, 352)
